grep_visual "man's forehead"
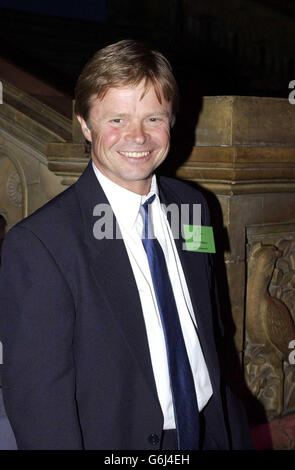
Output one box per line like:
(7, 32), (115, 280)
(89, 81), (168, 107)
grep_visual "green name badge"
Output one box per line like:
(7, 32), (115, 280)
(183, 225), (216, 253)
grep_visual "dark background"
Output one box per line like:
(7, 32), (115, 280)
(0, 0), (294, 103)
(0, 0), (107, 21)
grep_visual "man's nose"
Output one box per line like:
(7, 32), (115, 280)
(126, 122), (147, 144)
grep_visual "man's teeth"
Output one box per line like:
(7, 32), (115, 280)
(119, 151), (151, 158)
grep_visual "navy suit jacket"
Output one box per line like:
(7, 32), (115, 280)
(0, 162), (252, 449)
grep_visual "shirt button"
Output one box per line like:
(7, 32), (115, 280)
(148, 433), (160, 445)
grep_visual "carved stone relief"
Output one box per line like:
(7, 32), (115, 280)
(245, 225), (295, 426)
(271, 238), (295, 417)
(0, 154), (24, 229)
(0, 146), (65, 227)
(6, 171), (23, 208)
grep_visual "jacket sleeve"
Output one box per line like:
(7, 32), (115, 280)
(0, 225), (83, 449)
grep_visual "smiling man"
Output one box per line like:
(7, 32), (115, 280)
(0, 40), (252, 450)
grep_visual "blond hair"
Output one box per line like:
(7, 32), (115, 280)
(74, 39), (179, 123)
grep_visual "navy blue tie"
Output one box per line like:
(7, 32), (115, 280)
(141, 195), (200, 450)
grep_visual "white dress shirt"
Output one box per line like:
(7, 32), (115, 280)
(92, 162), (213, 429)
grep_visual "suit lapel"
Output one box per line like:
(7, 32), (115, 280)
(74, 162), (160, 403)
(159, 177), (230, 446)
(158, 178), (221, 389)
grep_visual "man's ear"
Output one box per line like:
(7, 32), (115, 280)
(76, 115), (92, 142)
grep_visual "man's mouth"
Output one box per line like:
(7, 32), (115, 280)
(118, 151), (152, 158)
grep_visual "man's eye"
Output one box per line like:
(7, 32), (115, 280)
(149, 117), (158, 122)
(111, 119), (123, 123)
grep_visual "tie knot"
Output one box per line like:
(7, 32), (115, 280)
(142, 194), (156, 213)
(141, 194), (156, 239)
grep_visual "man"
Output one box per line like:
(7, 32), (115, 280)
(0, 40), (252, 450)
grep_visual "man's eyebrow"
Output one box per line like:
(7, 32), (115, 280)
(103, 112), (129, 118)
(144, 111), (170, 117)
(104, 111), (170, 118)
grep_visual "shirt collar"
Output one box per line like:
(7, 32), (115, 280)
(92, 162), (159, 231)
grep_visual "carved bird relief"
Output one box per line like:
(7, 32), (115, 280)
(245, 242), (295, 419)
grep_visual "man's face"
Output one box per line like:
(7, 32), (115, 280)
(78, 81), (172, 194)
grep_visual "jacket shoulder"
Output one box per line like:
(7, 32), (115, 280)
(159, 176), (208, 205)
(17, 184), (77, 228)
(158, 175), (211, 224)
(7, 183), (82, 250)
